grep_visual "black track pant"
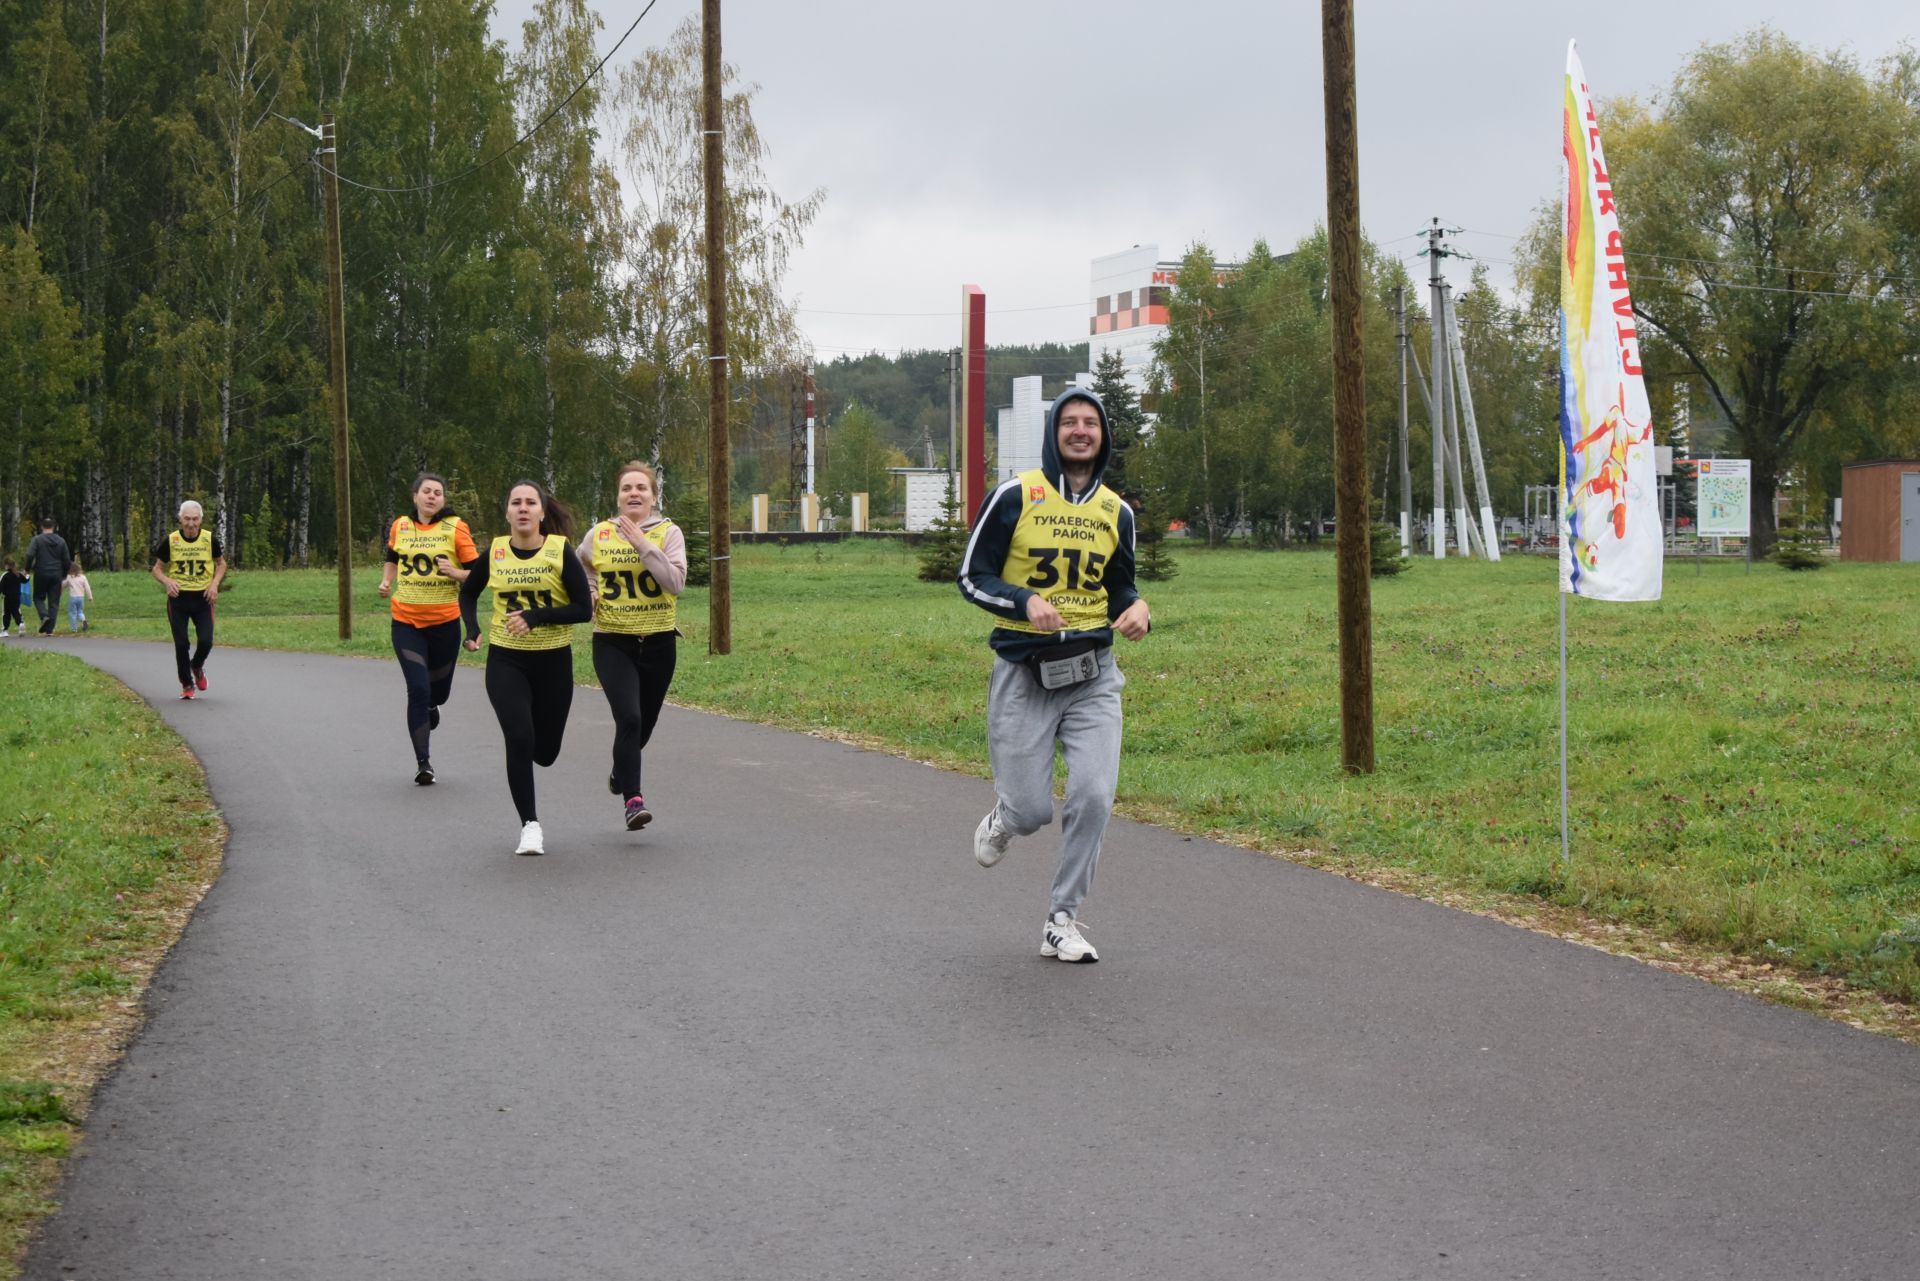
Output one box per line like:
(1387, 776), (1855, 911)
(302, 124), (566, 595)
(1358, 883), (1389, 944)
(592, 631), (677, 801)
(2, 593), (20, 632)
(484, 645), (575, 824)
(167, 594), (214, 685)
(34, 576), (61, 633)
(393, 619), (462, 764)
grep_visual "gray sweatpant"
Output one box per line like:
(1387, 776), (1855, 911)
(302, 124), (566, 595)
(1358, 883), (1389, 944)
(986, 649), (1125, 918)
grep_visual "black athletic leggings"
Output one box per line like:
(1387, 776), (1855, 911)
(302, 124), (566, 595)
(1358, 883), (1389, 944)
(392, 619), (462, 763)
(2, 591), (20, 632)
(484, 644), (575, 824)
(167, 594), (214, 685)
(592, 631), (677, 801)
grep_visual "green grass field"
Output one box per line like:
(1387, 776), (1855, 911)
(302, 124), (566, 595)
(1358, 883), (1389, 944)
(0, 646), (221, 1273)
(72, 541), (1920, 1006)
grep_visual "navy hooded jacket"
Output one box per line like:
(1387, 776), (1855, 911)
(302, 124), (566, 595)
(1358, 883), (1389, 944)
(956, 387), (1142, 662)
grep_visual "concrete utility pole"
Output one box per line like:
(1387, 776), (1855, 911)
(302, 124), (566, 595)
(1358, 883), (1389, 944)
(1321, 0), (1374, 775)
(1395, 285), (1412, 557)
(1443, 282), (1501, 561)
(804, 370), (817, 497)
(1426, 219), (1448, 558)
(701, 0), (731, 654)
(319, 116), (352, 640)
(1440, 287), (1471, 557)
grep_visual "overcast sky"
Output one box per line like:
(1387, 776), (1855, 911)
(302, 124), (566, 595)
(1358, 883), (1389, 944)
(488, 1), (1913, 358)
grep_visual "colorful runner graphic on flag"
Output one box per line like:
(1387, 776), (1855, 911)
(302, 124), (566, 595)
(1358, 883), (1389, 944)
(1560, 42), (1662, 601)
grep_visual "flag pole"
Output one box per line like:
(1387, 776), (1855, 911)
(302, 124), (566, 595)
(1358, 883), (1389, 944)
(1559, 570), (1570, 870)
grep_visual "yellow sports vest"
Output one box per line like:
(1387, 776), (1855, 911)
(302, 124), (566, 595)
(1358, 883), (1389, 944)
(168, 530), (217, 591)
(390, 517), (464, 609)
(585, 518), (678, 636)
(998, 470), (1124, 636)
(485, 534), (574, 651)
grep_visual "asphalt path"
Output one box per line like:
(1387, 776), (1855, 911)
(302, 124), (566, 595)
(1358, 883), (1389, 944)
(20, 636), (1920, 1280)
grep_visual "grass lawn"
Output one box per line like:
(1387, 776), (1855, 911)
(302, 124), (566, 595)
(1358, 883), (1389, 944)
(76, 541), (1920, 1012)
(0, 646), (222, 1275)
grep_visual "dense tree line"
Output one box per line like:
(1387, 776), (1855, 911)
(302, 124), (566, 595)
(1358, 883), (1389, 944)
(812, 343), (1089, 466)
(1134, 231), (1547, 547)
(1, 0), (819, 568)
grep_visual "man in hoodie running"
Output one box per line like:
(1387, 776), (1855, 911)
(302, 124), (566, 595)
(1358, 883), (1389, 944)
(958, 387), (1152, 963)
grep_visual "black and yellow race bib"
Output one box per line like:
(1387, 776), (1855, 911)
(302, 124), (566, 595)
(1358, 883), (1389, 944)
(585, 519), (678, 636)
(168, 530), (216, 591)
(998, 470), (1124, 636)
(391, 517), (464, 607)
(486, 534), (574, 651)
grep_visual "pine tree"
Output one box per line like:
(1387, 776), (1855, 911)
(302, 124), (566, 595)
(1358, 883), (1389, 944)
(674, 476), (712, 587)
(916, 474), (967, 583)
(1133, 497), (1178, 582)
(1769, 505), (1826, 571)
(1369, 522), (1408, 576)
(1089, 349), (1145, 496)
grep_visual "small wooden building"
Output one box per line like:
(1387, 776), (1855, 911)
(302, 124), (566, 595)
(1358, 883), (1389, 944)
(1839, 460), (1920, 562)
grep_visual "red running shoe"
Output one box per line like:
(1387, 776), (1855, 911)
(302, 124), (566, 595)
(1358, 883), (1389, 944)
(193, 667), (208, 691)
(180, 686), (195, 700)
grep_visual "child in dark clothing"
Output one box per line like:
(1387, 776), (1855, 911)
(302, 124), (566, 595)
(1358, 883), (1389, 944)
(0, 559), (25, 636)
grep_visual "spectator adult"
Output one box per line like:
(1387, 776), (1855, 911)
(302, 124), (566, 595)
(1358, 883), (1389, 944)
(25, 519), (72, 636)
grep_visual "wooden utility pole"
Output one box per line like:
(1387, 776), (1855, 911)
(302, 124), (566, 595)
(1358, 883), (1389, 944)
(701, 0), (732, 654)
(1320, 0), (1374, 773)
(319, 115), (352, 640)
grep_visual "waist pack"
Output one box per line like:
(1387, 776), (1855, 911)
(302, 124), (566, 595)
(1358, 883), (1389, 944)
(1024, 639), (1105, 691)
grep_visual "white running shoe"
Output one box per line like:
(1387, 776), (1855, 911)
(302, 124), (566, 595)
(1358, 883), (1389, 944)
(973, 809), (1012, 868)
(515, 821), (545, 856)
(1041, 911), (1098, 963)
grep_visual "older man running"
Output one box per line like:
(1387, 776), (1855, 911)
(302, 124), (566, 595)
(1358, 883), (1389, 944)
(150, 500), (228, 700)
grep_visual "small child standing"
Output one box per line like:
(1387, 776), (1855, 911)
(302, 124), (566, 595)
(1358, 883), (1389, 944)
(64, 562), (93, 633)
(0, 559), (24, 636)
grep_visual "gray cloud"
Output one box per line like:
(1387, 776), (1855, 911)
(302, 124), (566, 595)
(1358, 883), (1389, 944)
(492, 1), (1915, 353)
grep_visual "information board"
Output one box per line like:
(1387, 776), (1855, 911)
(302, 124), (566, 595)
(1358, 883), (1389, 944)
(1694, 459), (1752, 537)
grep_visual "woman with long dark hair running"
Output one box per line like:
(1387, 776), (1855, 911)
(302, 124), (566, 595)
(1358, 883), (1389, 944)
(378, 472), (479, 785)
(578, 461), (687, 831)
(456, 481), (591, 856)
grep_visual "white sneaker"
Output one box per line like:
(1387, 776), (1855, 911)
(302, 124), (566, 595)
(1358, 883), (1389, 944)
(514, 821), (545, 856)
(1041, 911), (1098, 963)
(973, 809), (1012, 868)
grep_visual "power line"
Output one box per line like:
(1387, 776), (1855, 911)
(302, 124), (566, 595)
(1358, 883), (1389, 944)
(797, 301), (1087, 318)
(1454, 227), (1920, 291)
(329, 0), (663, 196)
(62, 163), (311, 280)
(1468, 252), (1920, 305)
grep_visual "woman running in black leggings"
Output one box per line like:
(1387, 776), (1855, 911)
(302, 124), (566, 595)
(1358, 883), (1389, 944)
(577, 460), (687, 831)
(455, 481), (591, 856)
(378, 473), (479, 785)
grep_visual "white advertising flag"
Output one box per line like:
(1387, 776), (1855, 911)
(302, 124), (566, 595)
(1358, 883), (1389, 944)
(1559, 43), (1662, 601)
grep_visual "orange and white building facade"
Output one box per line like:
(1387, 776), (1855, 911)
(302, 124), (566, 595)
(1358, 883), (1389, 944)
(1089, 244), (1240, 395)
